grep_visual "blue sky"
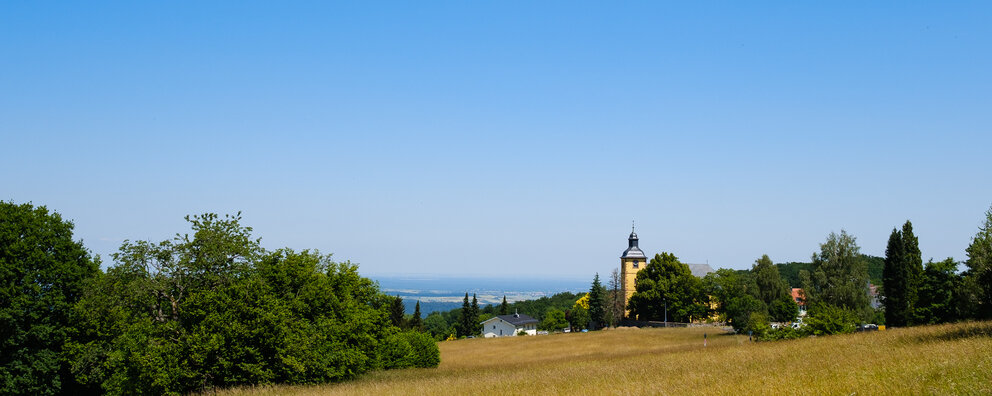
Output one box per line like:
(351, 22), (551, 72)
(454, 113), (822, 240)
(2, 2), (990, 278)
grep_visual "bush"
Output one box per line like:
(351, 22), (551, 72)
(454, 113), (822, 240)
(804, 304), (859, 336)
(760, 326), (807, 341)
(401, 331), (440, 368)
(744, 311), (770, 338)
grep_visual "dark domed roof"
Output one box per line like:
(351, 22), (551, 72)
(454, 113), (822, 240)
(621, 230), (646, 259)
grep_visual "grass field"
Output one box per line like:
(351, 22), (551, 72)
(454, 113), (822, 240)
(220, 321), (992, 395)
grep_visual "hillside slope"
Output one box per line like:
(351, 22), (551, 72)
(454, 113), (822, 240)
(220, 322), (992, 395)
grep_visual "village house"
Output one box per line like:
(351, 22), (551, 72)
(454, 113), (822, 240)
(481, 312), (539, 337)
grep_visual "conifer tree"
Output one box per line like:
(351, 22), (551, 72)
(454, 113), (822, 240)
(883, 221), (924, 327)
(470, 294), (480, 335)
(457, 292), (470, 337)
(588, 273), (607, 329)
(499, 295), (509, 315)
(390, 296), (406, 329)
(409, 300), (423, 331)
(902, 221), (923, 324)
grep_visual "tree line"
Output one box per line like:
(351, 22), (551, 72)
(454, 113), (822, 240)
(577, 204), (992, 340)
(0, 202), (439, 396)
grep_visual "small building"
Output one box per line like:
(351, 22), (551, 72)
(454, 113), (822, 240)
(792, 288), (807, 317)
(481, 312), (539, 338)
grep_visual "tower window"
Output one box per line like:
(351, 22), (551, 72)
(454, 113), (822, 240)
(633, 260), (639, 268)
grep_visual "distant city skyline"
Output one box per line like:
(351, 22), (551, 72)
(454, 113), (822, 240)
(3, 2), (990, 277)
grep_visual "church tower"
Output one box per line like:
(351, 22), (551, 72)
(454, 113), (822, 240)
(620, 226), (646, 317)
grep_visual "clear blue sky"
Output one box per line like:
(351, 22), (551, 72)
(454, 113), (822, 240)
(2, 2), (990, 278)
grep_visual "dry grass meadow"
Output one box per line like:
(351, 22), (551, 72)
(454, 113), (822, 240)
(219, 321), (992, 395)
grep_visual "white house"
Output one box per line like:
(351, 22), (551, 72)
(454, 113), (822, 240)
(481, 312), (539, 338)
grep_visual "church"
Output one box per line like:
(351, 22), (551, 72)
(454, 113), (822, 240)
(619, 228), (713, 315)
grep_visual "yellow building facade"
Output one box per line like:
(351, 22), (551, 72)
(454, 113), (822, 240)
(620, 229), (646, 317)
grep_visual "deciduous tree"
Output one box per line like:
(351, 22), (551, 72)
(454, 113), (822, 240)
(964, 204), (992, 319)
(628, 253), (707, 323)
(801, 230), (872, 323)
(0, 202), (100, 395)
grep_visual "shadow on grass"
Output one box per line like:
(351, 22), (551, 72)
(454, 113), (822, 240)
(909, 322), (992, 343)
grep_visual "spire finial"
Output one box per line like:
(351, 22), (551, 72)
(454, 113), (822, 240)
(632, 220), (635, 233)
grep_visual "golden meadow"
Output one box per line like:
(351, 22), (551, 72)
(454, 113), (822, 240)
(218, 321), (992, 395)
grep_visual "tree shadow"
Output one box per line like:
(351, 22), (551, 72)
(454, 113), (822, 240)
(909, 322), (992, 343)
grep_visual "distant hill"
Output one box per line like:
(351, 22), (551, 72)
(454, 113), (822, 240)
(777, 254), (884, 288)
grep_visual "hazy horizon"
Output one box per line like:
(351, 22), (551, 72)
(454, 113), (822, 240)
(3, 2), (991, 278)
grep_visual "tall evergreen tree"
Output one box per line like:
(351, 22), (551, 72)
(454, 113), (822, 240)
(457, 292), (471, 337)
(390, 296), (406, 329)
(409, 300), (424, 331)
(883, 221), (925, 327)
(883, 227), (908, 326)
(901, 221), (924, 324)
(588, 273), (607, 329)
(469, 294), (480, 336)
(499, 295), (509, 315)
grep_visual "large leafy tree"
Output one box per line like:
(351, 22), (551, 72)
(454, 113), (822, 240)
(753, 255), (790, 305)
(66, 213), (426, 395)
(801, 230), (872, 323)
(627, 253), (707, 323)
(0, 202), (100, 395)
(917, 258), (960, 324)
(538, 309), (568, 332)
(964, 204), (992, 319)
(587, 273), (607, 329)
(752, 255), (797, 322)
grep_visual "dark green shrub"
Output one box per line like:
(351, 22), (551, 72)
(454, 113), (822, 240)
(805, 304), (859, 336)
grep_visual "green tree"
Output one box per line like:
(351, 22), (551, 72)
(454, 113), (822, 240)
(587, 273), (607, 329)
(409, 301), (423, 331)
(705, 268), (759, 328)
(883, 227), (907, 326)
(917, 258), (960, 324)
(390, 296), (407, 329)
(423, 312), (451, 340)
(752, 255), (790, 309)
(884, 221), (925, 327)
(768, 296), (799, 323)
(964, 204), (992, 319)
(0, 202), (100, 395)
(499, 296), (509, 315)
(539, 309), (569, 331)
(567, 306), (590, 331)
(627, 253), (707, 323)
(457, 293), (471, 337)
(801, 230), (872, 323)
(65, 213), (425, 395)
(470, 294), (480, 335)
